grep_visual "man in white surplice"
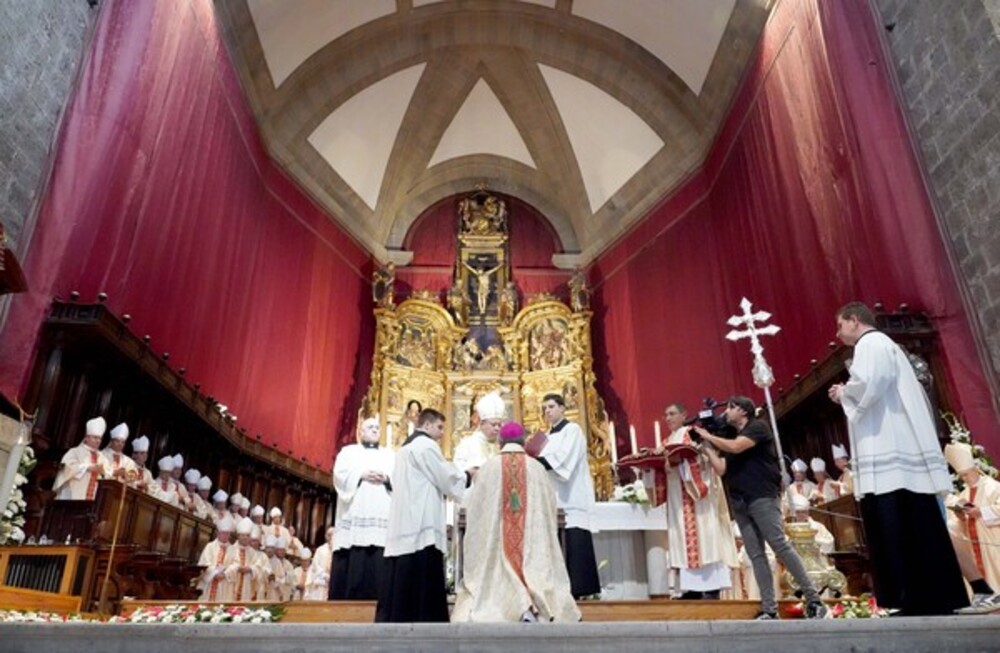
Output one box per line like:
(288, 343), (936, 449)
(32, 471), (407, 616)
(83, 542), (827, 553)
(452, 392), (505, 474)
(535, 393), (600, 599)
(453, 422), (580, 623)
(330, 417), (395, 599)
(376, 409), (471, 622)
(53, 417), (112, 501)
(660, 403), (737, 599)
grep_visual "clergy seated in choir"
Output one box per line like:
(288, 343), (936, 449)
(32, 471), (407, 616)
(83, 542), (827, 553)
(197, 515), (235, 602)
(452, 422), (581, 623)
(170, 454), (191, 507)
(306, 527), (335, 600)
(211, 490), (232, 526)
(535, 394), (601, 599)
(286, 525), (304, 558)
(226, 518), (265, 602)
(331, 417), (395, 600)
(192, 475), (214, 520)
(376, 409), (472, 623)
(52, 417), (111, 501)
(832, 444), (854, 496)
(810, 457), (841, 504)
(229, 493), (244, 522)
(149, 456), (181, 507)
(250, 504), (265, 526)
(265, 534), (295, 602)
(784, 458), (816, 510)
(944, 442), (1000, 611)
(238, 496), (251, 519)
(129, 435), (154, 493)
(266, 507), (292, 550)
(727, 522), (781, 602)
(248, 525), (270, 601)
(789, 494), (835, 556)
(101, 422), (136, 481)
(293, 548), (312, 601)
(452, 392), (505, 473)
(659, 403), (737, 600)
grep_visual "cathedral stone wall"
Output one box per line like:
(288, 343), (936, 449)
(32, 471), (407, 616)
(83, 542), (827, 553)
(874, 0), (1000, 386)
(0, 0), (93, 251)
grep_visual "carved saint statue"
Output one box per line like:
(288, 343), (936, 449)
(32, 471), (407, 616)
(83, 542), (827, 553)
(372, 262), (396, 308)
(459, 193), (507, 235)
(498, 281), (518, 326)
(568, 267), (590, 312)
(447, 280), (468, 326)
(463, 260), (501, 316)
(481, 344), (508, 371)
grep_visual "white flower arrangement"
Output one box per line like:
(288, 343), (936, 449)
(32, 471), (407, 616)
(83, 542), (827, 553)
(0, 445), (35, 546)
(109, 604), (284, 624)
(0, 609), (91, 623)
(944, 412), (998, 492)
(611, 480), (649, 505)
(111, 604), (283, 624)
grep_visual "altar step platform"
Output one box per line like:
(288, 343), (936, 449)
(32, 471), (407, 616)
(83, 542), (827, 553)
(4, 611), (998, 653)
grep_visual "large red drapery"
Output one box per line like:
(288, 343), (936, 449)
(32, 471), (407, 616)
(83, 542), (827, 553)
(0, 0), (374, 470)
(591, 0), (999, 454)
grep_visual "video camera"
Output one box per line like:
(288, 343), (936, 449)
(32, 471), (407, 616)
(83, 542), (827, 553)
(683, 398), (736, 441)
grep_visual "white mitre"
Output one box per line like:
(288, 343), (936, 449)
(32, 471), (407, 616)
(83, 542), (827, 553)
(475, 392), (505, 420)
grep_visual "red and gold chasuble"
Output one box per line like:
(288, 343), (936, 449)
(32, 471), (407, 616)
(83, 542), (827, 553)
(208, 543), (229, 601)
(501, 453), (528, 584)
(968, 486), (985, 576)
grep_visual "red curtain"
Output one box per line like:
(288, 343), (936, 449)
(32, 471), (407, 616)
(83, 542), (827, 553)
(591, 0), (999, 454)
(0, 0), (374, 470)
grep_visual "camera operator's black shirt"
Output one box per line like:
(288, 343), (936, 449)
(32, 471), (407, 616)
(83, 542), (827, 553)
(721, 419), (782, 501)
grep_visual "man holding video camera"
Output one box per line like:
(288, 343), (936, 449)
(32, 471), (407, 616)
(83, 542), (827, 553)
(697, 396), (827, 620)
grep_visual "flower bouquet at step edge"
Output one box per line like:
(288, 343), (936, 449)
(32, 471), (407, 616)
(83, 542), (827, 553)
(612, 479), (650, 506)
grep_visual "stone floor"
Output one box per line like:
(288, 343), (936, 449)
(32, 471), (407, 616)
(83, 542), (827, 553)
(4, 615), (1000, 653)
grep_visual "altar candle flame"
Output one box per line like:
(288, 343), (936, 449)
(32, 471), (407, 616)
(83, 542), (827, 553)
(629, 424), (638, 455)
(654, 421), (662, 449)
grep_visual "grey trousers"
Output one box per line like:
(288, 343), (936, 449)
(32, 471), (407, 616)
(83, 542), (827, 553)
(731, 495), (820, 614)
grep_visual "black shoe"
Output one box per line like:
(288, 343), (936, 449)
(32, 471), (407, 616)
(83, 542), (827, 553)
(805, 600), (830, 619)
(754, 611), (778, 620)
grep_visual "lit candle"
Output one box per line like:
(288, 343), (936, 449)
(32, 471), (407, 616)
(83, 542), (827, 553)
(629, 424), (638, 455)
(608, 421), (618, 464)
(654, 420), (662, 450)
(386, 423), (393, 450)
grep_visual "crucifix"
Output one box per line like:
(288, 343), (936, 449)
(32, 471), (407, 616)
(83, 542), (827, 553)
(724, 297), (787, 478)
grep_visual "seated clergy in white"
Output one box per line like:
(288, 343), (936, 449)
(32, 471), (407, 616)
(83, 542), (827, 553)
(197, 514), (235, 602)
(331, 417), (394, 599)
(193, 475), (214, 520)
(453, 422), (580, 623)
(810, 457), (841, 504)
(266, 507), (292, 549)
(784, 458), (816, 510)
(944, 442), (1000, 599)
(264, 534), (295, 602)
(229, 492), (244, 520)
(53, 417), (112, 500)
(129, 435), (154, 493)
(225, 517), (264, 602)
(286, 525), (304, 557)
(789, 494), (835, 555)
(170, 454), (190, 506)
(452, 392), (505, 473)
(149, 456), (181, 507)
(238, 496), (251, 519)
(250, 504), (265, 526)
(293, 547), (312, 600)
(211, 489), (231, 526)
(306, 527), (335, 600)
(100, 422), (137, 481)
(832, 444), (854, 495)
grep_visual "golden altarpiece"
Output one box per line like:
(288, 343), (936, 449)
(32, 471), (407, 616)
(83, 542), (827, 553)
(363, 188), (613, 498)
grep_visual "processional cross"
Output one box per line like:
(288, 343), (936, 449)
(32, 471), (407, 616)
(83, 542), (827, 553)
(724, 297), (787, 478)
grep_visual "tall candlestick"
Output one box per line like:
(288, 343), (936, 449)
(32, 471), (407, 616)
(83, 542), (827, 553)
(629, 424), (638, 455)
(654, 421), (662, 449)
(608, 421), (618, 464)
(386, 423), (393, 450)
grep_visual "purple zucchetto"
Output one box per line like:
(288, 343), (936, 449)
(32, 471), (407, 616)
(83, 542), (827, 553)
(499, 422), (525, 441)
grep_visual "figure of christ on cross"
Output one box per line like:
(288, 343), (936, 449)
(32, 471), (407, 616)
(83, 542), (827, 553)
(463, 259), (502, 317)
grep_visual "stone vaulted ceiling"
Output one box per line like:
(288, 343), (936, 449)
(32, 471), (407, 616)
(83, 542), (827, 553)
(216, 0), (771, 265)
